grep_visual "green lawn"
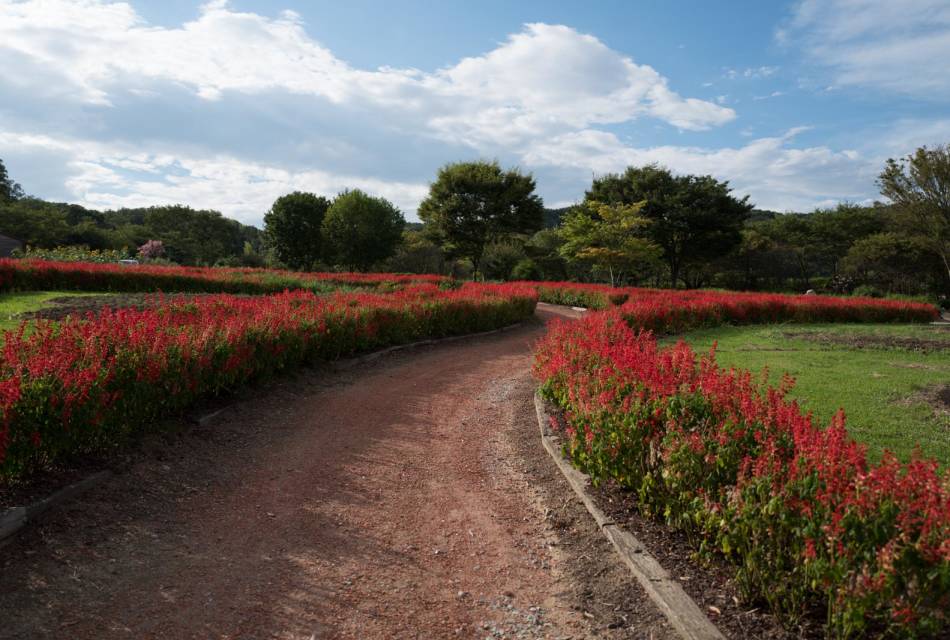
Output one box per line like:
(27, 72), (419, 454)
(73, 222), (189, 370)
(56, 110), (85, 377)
(664, 323), (950, 465)
(0, 291), (112, 332)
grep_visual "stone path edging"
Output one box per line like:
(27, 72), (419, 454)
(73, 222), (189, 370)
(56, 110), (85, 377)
(534, 393), (726, 640)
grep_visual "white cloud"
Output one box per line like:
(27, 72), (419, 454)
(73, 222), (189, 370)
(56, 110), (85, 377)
(0, 2), (733, 141)
(521, 128), (876, 212)
(3, 0), (942, 222)
(0, 132), (428, 224)
(0, 1), (740, 222)
(780, 0), (950, 97)
(724, 66), (780, 80)
(753, 91), (785, 101)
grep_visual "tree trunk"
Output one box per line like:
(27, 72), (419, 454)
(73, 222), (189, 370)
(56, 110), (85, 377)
(940, 246), (950, 288)
(472, 247), (483, 281)
(668, 259), (680, 289)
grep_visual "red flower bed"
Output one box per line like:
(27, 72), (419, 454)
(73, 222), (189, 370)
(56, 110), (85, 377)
(535, 310), (949, 637)
(0, 282), (536, 478)
(529, 281), (937, 325)
(0, 258), (446, 295)
(617, 288), (938, 331)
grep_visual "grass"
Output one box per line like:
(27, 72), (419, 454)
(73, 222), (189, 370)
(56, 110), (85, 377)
(663, 323), (950, 465)
(0, 291), (113, 332)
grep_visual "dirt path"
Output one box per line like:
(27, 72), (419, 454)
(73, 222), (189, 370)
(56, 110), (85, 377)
(0, 304), (674, 640)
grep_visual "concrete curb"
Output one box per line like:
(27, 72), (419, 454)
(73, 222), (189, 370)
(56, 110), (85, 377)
(0, 470), (112, 547)
(534, 393), (725, 640)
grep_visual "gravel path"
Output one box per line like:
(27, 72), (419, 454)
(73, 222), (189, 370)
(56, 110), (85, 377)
(0, 305), (675, 640)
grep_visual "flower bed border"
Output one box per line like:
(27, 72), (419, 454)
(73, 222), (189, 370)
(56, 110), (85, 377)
(535, 392), (725, 640)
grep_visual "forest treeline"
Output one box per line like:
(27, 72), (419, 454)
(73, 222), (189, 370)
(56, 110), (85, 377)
(1, 147), (947, 303)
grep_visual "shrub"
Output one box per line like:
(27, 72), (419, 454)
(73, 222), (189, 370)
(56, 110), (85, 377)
(535, 310), (949, 637)
(0, 258), (446, 295)
(511, 258), (541, 281)
(853, 284), (883, 298)
(0, 283), (537, 478)
(616, 287), (936, 333)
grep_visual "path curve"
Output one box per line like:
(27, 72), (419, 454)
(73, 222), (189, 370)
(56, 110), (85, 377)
(0, 305), (674, 640)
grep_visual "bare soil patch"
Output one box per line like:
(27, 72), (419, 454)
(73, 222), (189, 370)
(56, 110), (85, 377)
(895, 383), (950, 426)
(18, 293), (233, 322)
(781, 330), (950, 354)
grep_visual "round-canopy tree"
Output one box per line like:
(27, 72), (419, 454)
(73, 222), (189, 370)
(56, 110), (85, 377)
(586, 164), (752, 287)
(418, 160), (544, 278)
(264, 191), (330, 270)
(322, 189), (405, 271)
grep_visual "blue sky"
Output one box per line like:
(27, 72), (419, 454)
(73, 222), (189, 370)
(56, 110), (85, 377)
(1, 0), (949, 225)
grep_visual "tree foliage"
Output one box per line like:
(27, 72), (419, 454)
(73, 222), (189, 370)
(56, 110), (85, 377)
(418, 161), (544, 277)
(384, 229), (447, 274)
(0, 197), (261, 265)
(482, 239), (527, 281)
(586, 165), (752, 286)
(843, 232), (941, 294)
(878, 144), (950, 285)
(559, 201), (662, 286)
(263, 191), (330, 270)
(322, 189), (405, 270)
(0, 158), (24, 203)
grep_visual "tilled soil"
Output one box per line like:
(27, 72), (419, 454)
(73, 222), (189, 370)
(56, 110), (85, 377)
(19, 293), (231, 322)
(781, 329), (950, 354)
(0, 305), (680, 640)
(18, 294), (157, 320)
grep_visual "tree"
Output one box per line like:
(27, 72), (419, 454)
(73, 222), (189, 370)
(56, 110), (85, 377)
(586, 165), (752, 287)
(0, 198), (72, 246)
(559, 201), (662, 286)
(843, 232), (941, 295)
(137, 239), (165, 261)
(418, 161), (544, 278)
(385, 229), (446, 274)
(761, 213), (819, 288)
(322, 189), (405, 270)
(264, 192), (330, 270)
(878, 144), (950, 286)
(140, 205), (245, 265)
(809, 203), (886, 275)
(482, 239), (527, 280)
(524, 228), (569, 281)
(0, 158), (24, 203)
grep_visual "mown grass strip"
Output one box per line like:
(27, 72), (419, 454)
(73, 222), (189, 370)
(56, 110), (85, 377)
(666, 323), (950, 464)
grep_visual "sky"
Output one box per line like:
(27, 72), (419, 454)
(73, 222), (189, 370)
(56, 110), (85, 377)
(1, 0), (949, 226)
